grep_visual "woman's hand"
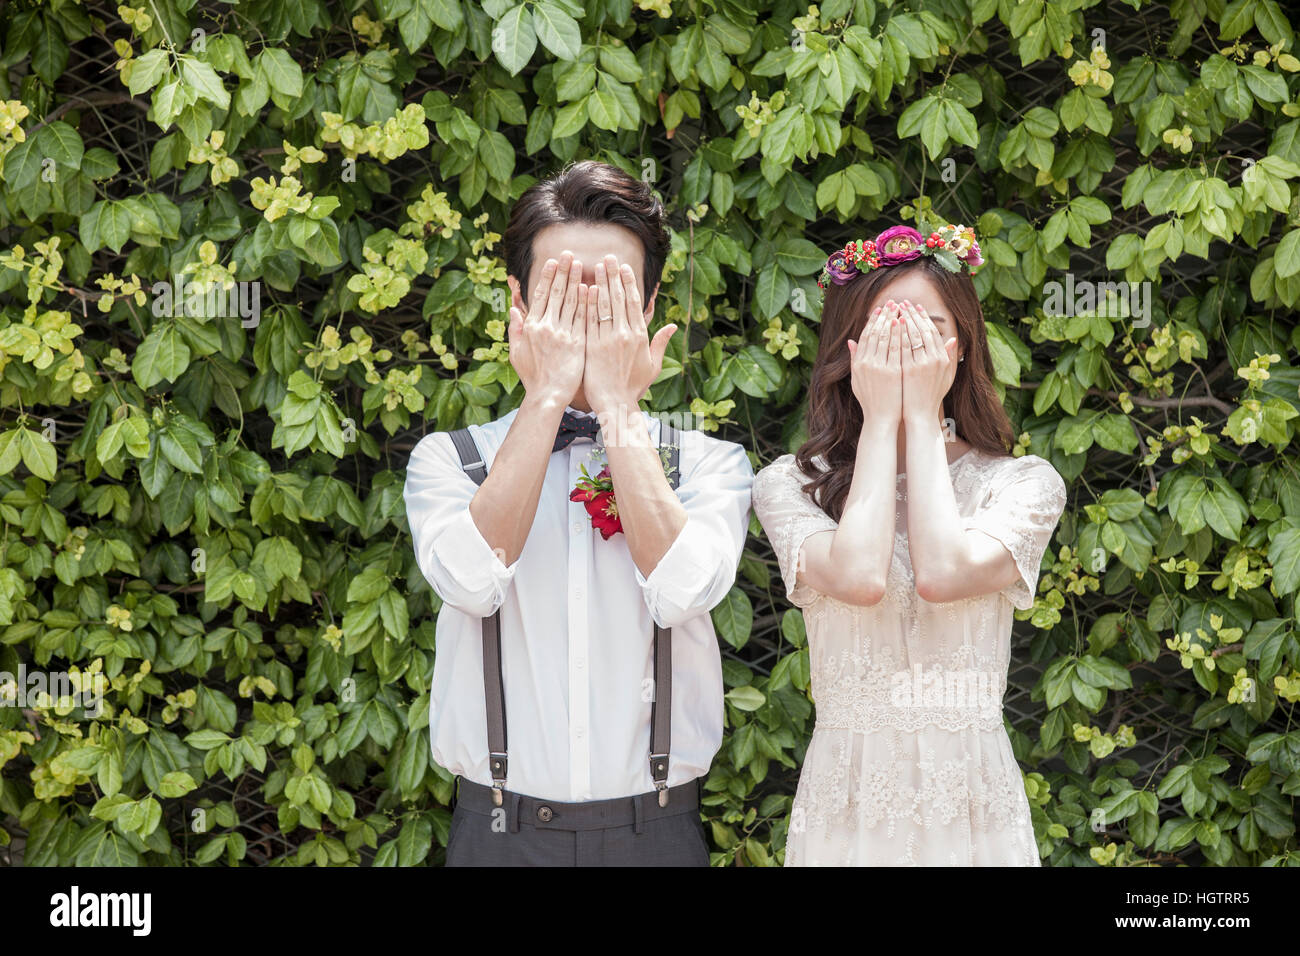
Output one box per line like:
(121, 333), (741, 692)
(846, 302), (903, 429)
(899, 300), (959, 425)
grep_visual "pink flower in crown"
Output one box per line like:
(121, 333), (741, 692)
(822, 248), (858, 285)
(874, 225), (926, 266)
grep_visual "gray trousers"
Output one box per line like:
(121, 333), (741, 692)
(445, 777), (709, 867)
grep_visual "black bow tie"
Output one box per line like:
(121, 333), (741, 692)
(553, 409), (601, 452)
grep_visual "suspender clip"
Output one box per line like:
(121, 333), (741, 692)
(650, 753), (669, 807)
(489, 752), (508, 806)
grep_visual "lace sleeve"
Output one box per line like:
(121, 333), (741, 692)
(752, 455), (839, 608)
(962, 455), (1067, 610)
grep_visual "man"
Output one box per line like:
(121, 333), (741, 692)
(403, 160), (754, 865)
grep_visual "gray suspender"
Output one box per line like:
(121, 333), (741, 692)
(447, 418), (681, 807)
(650, 421), (679, 805)
(447, 429), (508, 801)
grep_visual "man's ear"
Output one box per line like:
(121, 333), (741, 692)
(643, 281), (660, 319)
(506, 274), (526, 313)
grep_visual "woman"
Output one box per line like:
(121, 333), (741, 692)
(752, 223), (1066, 866)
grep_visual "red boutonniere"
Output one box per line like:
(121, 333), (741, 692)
(569, 464), (621, 539)
(569, 447), (679, 540)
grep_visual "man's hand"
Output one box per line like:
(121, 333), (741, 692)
(581, 254), (676, 414)
(508, 252), (587, 405)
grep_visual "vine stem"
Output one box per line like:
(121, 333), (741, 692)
(1017, 382), (1234, 415)
(684, 213), (695, 403)
(27, 93), (151, 135)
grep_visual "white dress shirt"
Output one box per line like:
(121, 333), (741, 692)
(404, 405), (754, 802)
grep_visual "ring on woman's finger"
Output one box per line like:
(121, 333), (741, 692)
(599, 313), (613, 321)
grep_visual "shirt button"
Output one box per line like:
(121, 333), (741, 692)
(575, 726), (585, 738)
(576, 657), (585, 669)
(537, 805), (553, 822)
(574, 589), (583, 601)
(573, 521), (584, 534)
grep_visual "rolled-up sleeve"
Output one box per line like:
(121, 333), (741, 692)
(404, 430), (519, 617)
(633, 435), (754, 628)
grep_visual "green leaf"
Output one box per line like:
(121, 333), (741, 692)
(0, 430), (21, 476)
(82, 200), (133, 254)
(725, 685), (766, 711)
(1, 137), (44, 190)
(159, 427), (203, 474)
(1274, 229), (1300, 278)
(774, 238), (825, 276)
(728, 346), (783, 398)
(710, 586), (753, 649)
(185, 729), (232, 750)
(753, 266), (790, 319)
(30, 20), (70, 84)
(1268, 527), (1300, 594)
(399, 4), (434, 52)
(492, 4), (537, 75)
(586, 88), (620, 131)
(348, 565), (390, 603)
(17, 428), (56, 480)
(133, 324), (192, 389)
(38, 122), (84, 169)
(181, 57), (231, 109)
(257, 49), (304, 98)
(532, 2), (581, 60)
(127, 49), (169, 94)
(157, 770), (198, 798)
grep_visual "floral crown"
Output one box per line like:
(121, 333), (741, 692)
(816, 223), (984, 290)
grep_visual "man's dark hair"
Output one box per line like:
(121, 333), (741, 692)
(503, 159), (671, 299)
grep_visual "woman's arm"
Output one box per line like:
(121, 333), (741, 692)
(798, 305), (903, 606)
(898, 302), (1023, 603)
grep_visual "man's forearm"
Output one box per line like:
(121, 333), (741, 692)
(599, 407), (686, 578)
(468, 390), (568, 565)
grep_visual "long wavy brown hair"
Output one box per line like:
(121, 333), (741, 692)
(795, 255), (1015, 521)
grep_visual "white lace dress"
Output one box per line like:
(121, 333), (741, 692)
(752, 447), (1067, 866)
